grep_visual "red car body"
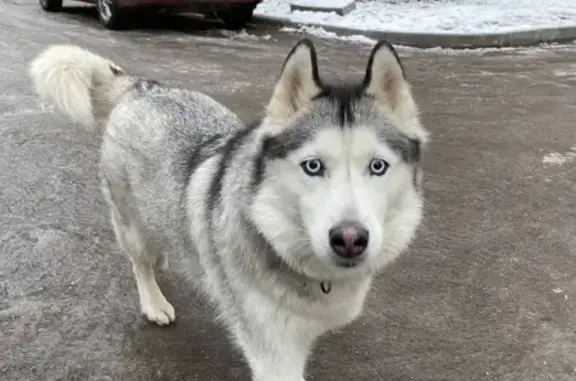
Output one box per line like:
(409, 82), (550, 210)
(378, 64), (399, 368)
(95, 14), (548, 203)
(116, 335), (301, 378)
(39, 0), (263, 30)
(119, 0), (257, 6)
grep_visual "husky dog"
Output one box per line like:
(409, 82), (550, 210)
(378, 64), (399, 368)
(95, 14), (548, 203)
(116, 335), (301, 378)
(29, 39), (429, 381)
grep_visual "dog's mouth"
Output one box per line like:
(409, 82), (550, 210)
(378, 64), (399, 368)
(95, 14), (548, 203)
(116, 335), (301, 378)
(331, 256), (365, 269)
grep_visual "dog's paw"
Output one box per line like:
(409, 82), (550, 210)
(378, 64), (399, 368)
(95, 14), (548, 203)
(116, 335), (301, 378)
(141, 295), (176, 326)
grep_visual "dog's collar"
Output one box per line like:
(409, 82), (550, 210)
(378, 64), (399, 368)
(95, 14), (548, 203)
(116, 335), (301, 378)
(320, 281), (332, 294)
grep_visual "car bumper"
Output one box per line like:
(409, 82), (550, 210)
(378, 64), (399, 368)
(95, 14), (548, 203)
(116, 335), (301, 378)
(120, 0), (258, 7)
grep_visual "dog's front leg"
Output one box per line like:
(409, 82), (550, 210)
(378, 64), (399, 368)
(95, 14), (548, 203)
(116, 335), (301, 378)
(234, 319), (317, 381)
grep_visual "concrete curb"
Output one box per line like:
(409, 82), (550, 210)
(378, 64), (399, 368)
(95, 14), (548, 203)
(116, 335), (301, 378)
(252, 14), (576, 49)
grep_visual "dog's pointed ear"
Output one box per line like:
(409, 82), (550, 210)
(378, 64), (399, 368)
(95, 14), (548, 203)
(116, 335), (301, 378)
(363, 40), (428, 143)
(266, 39), (322, 122)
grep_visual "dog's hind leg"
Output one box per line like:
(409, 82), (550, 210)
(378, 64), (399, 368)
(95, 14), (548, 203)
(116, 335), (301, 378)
(101, 175), (176, 326)
(109, 211), (175, 325)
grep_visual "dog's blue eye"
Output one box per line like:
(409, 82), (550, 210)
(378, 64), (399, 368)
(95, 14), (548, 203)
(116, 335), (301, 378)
(301, 158), (325, 176)
(369, 158), (389, 176)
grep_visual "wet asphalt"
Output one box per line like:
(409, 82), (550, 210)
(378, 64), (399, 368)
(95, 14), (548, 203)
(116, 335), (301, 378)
(2, 1), (576, 380)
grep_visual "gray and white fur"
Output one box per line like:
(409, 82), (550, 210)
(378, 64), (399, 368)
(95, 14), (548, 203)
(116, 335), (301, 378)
(29, 40), (429, 381)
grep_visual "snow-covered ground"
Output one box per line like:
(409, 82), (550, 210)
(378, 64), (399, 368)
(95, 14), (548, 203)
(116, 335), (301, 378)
(254, 0), (576, 35)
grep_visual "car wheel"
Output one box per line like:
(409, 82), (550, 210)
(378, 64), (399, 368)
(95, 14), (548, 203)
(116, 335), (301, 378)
(97, 0), (130, 30)
(39, 0), (63, 12)
(217, 3), (257, 30)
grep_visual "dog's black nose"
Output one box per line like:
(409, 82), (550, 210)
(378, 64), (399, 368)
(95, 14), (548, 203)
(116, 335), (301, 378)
(329, 221), (369, 258)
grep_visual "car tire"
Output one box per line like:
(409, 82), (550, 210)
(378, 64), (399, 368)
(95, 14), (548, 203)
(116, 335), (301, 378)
(39, 0), (63, 12)
(217, 3), (257, 30)
(97, 0), (130, 30)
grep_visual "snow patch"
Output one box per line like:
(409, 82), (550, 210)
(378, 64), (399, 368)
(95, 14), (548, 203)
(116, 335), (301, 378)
(290, 0), (353, 8)
(279, 25), (377, 45)
(255, 0), (576, 35)
(219, 29), (272, 41)
(289, 0), (356, 16)
(542, 146), (576, 165)
(553, 67), (576, 78)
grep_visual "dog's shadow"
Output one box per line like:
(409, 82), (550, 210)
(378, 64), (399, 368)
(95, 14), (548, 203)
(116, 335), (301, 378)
(116, 273), (250, 381)
(115, 273), (391, 381)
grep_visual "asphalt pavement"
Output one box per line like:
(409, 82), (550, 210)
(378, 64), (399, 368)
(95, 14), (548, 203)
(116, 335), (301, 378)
(1, 1), (576, 380)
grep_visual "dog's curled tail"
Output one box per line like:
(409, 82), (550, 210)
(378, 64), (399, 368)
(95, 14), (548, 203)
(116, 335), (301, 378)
(29, 45), (135, 129)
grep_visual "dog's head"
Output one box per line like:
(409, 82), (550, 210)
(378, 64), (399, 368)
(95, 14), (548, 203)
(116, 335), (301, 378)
(250, 39), (428, 281)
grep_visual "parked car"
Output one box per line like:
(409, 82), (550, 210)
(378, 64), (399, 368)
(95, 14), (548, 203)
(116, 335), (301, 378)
(38, 0), (263, 30)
